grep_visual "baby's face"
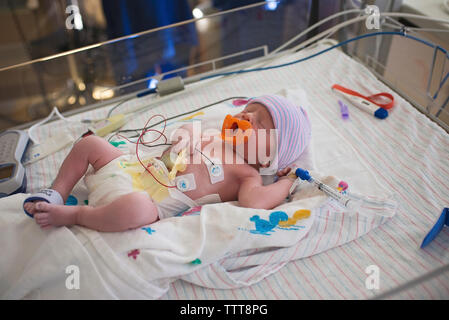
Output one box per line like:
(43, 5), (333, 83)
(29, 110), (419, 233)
(232, 103), (276, 168)
(232, 103), (275, 132)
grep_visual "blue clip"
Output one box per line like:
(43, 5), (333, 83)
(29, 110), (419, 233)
(421, 208), (448, 248)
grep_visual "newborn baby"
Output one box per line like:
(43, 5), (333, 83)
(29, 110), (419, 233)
(23, 95), (311, 232)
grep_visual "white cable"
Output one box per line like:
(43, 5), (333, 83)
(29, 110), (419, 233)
(288, 15), (368, 53)
(109, 9), (449, 122)
(271, 8), (363, 55)
(444, 0), (449, 15)
(242, 14), (368, 75)
(383, 12), (449, 25)
(349, 0), (362, 9)
(27, 106), (79, 144)
(129, 15), (368, 120)
(286, 11), (449, 54)
(119, 9), (364, 120)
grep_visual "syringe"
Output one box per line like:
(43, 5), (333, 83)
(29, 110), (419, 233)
(295, 168), (356, 209)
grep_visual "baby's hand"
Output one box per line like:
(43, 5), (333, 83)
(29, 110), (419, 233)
(171, 136), (200, 155)
(168, 123), (199, 155)
(276, 167), (292, 177)
(277, 167), (298, 182)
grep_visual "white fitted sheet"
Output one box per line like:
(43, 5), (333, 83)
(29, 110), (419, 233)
(23, 43), (449, 299)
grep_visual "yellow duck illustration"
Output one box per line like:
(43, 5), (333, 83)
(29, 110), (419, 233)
(278, 209), (311, 227)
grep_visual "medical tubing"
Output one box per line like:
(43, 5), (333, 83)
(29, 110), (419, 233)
(110, 12), (449, 120)
(114, 96), (248, 136)
(200, 31), (449, 95)
(287, 15), (368, 55)
(108, 76), (181, 117)
(27, 106), (80, 144)
(239, 15), (368, 74)
(268, 11), (449, 68)
(69, 13), (449, 138)
(383, 12), (449, 25)
(270, 8), (363, 55)
(200, 10), (449, 92)
(135, 113), (176, 189)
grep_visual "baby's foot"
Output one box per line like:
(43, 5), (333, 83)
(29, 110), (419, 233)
(32, 202), (78, 228)
(24, 201), (44, 217)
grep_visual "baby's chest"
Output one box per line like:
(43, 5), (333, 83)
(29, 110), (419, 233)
(180, 158), (244, 201)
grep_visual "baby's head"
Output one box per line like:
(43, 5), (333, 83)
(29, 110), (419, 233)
(232, 94), (311, 173)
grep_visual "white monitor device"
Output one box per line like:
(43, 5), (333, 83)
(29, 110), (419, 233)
(0, 130), (29, 198)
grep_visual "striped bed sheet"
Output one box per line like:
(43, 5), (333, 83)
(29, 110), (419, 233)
(25, 43), (449, 299)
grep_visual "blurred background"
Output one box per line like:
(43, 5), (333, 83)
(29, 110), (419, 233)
(1, 0), (448, 131)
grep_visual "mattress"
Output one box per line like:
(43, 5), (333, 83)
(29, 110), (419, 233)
(24, 42), (449, 299)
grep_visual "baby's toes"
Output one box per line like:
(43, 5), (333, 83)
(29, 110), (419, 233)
(35, 201), (50, 212)
(23, 202), (36, 215)
(34, 213), (50, 228)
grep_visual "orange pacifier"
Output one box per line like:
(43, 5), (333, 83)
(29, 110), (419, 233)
(221, 114), (253, 146)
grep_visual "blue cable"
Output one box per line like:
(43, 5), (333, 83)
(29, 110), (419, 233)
(200, 31), (449, 101)
(136, 87), (157, 98)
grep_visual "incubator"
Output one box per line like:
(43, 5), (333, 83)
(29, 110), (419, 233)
(1, 0), (449, 301)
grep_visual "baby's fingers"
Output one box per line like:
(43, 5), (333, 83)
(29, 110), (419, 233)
(276, 167), (292, 177)
(171, 139), (188, 154)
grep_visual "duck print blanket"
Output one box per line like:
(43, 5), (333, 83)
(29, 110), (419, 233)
(0, 172), (396, 299)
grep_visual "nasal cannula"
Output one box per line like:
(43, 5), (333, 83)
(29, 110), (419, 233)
(295, 168), (357, 209)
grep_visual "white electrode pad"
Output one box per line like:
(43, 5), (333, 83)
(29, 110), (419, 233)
(175, 173), (197, 192)
(205, 158), (224, 184)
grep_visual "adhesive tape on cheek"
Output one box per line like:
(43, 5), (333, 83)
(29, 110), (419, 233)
(175, 173), (197, 192)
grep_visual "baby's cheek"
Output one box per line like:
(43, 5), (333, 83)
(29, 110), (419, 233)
(254, 130), (272, 157)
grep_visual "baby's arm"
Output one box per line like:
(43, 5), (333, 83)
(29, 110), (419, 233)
(238, 169), (295, 210)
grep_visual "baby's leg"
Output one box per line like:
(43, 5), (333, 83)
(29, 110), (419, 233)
(34, 192), (159, 232)
(24, 135), (123, 216)
(52, 135), (124, 200)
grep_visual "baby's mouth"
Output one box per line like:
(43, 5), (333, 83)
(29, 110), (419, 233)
(230, 122), (239, 133)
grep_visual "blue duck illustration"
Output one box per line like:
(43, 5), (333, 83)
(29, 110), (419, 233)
(249, 211), (289, 235)
(141, 227), (156, 235)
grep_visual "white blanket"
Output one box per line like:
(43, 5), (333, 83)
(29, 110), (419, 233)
(0, 181), (396, 299)
(0, 88), (398, 299)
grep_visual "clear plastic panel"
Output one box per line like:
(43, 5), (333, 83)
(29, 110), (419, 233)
(1, 1), (448, 132)
(0, 0), (312, 131)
